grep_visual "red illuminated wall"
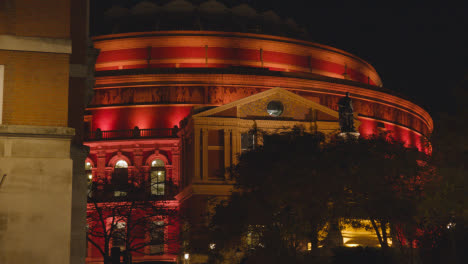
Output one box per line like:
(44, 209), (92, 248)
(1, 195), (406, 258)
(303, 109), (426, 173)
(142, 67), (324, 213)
(90, 106), (192, 131)
(93, 31), (382, 86)
(358, 118), (425, 152)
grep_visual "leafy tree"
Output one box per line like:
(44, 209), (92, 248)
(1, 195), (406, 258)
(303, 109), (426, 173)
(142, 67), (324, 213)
(415, 78), (468, 264)
(209, 127), (434, 263)
(324, 133), (434, 250)
(210, 128), (338, 263)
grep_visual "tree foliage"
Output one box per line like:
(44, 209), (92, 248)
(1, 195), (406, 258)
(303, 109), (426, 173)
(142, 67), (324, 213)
(209, 127), (435, 263)
(414, 78), (468, 264)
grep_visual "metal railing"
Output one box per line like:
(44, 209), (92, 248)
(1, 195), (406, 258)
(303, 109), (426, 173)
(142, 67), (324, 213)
(85, 127), (178, 141)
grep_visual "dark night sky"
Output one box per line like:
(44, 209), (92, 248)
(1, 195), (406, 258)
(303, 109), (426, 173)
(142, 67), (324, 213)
(91, 0), (468, 119)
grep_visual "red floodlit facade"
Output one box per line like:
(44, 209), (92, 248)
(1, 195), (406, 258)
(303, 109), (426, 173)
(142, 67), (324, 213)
(85, 1), (432, 263)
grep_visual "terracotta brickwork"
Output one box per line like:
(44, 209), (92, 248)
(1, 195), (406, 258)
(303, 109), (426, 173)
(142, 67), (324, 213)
(0, 0), (69, 38)
(0, 50), (69, 126)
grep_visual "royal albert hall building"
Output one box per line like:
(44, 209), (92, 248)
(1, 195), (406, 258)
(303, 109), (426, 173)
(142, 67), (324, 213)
(84, 1), (433, 263)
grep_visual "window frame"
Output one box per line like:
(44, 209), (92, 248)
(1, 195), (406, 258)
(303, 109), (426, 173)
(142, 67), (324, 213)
(148, 220), (166, 254)
(113, 159), (129, 197)
(150, 159), (166, 196)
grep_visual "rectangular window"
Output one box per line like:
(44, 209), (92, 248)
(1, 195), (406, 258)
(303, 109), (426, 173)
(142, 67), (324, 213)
(112, 222), (126, 250)
(113, 168), (128, 197)
(150, 170), (165, 196)
(0, 65), (4, 124)
(149, 221), (165, 254)
(241, 132), (255, 152)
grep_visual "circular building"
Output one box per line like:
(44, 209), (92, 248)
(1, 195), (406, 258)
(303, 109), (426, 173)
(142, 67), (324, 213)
(89, 0), (431, 148)
(85, 1), (433, 263)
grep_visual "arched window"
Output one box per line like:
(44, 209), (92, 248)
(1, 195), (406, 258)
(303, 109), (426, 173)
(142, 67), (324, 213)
(113, 160), (129, 197)
(150, 159), (165, 196)
(115, 160), (128, 168)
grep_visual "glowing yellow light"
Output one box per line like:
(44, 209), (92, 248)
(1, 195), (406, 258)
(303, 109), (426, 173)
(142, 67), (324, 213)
(88, 174), (92, 180)
(346, 244), (360, 247)
(209, 243), (216, 250)
(158, 171), (162, 175)
(184, 253), (189, 260)
(307, 242), (312, 251)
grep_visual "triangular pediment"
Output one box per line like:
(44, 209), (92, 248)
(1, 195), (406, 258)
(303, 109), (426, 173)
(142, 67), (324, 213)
(193, 88), (340, 122)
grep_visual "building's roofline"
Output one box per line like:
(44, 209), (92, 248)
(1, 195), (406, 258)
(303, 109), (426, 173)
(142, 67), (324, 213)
(92, 30), (380, 80)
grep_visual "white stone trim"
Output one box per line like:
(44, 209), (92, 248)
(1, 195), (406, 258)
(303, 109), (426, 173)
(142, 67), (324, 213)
(0, 34), (71, 54)
(0, 124), (75, 138)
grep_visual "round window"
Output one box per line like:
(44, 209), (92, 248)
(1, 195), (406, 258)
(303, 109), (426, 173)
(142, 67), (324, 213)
(266, 101), (284, 117)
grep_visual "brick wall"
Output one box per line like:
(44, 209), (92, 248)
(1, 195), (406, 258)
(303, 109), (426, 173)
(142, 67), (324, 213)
(0, 0), (69, 38)
(0, 50), (69, 126)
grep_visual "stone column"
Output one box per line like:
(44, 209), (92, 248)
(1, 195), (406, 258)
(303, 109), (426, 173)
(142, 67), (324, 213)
(194, 128), (201, 181)
(224, 129), (231, 180)
(202, 128), (208, 180)
(231, 129), (240, 165)
(69, 143), (89, 264)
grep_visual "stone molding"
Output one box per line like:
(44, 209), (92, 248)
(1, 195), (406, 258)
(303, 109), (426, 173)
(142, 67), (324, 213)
(92, 73), (432, 133)
(0, 125), (75, 139)
(176, 183), (234, 202)
(0, 34), (72, 54)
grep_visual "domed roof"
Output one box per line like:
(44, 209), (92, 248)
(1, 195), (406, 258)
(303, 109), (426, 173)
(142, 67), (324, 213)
(99, 0), (309, 40)
(231, 4), (257, 18)
(199, 0), (228, 15)
(104, 6), (129, 19)
(261, 10), (281, 24)
(130, 1), (159, 16)
(163, 0), (195, 13)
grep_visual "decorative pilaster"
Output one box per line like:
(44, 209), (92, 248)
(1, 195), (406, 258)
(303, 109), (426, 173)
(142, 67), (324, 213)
(96, 149), (106, 178)
(202, 128), (208, 181)
(231, 129), (240, 165)
(172, 148), (181, 186)
(133, 146), (143, 167)
(194, 128), (201, 181)
(224, 129), (231, 180)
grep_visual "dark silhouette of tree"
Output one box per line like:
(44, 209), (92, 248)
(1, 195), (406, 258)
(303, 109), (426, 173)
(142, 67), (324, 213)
(86, 175), (180, 264)
(209, 127), (434, 263)
(415, 78), (468, 264)
(324, 134), (434, 255)
(210, 128), (336, 263)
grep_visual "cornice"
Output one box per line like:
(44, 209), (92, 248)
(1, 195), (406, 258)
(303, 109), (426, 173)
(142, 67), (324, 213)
(176, 183), (234, 202)
(0, 125), (74, 139)
(0, 34), (71, 54)
(93, 73), (433, 132)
